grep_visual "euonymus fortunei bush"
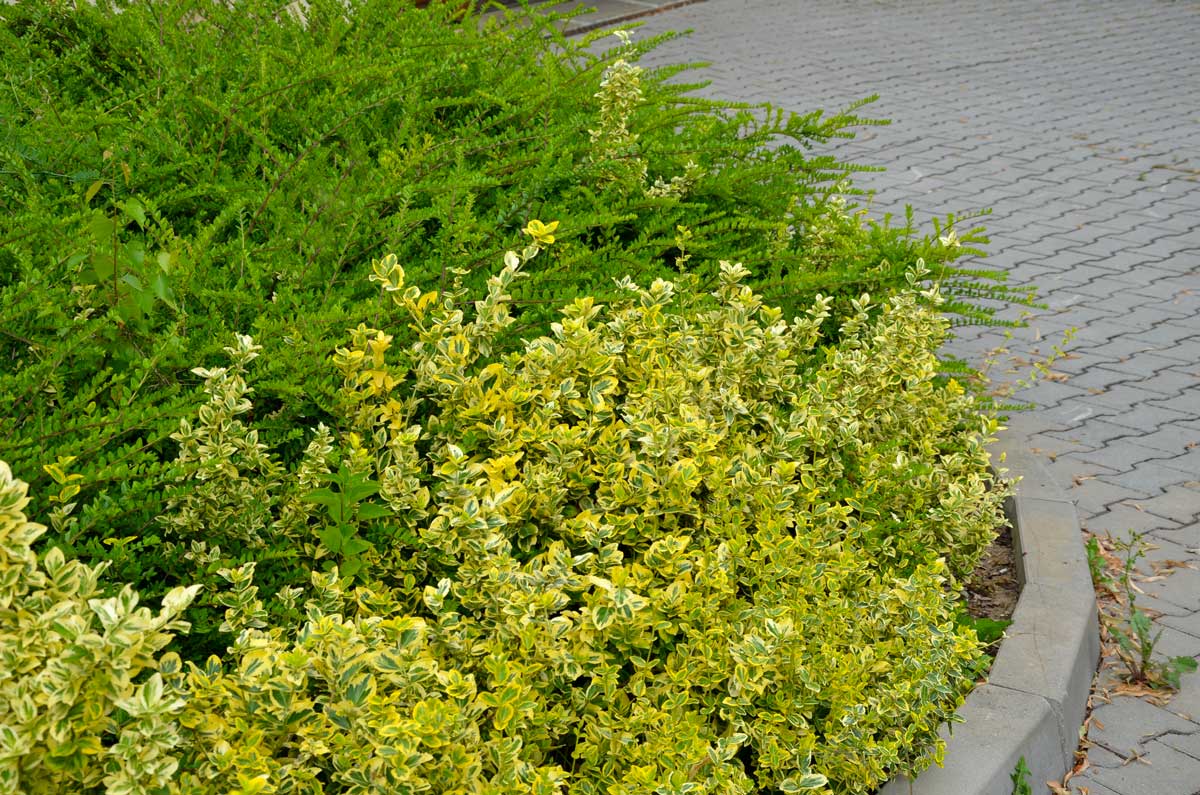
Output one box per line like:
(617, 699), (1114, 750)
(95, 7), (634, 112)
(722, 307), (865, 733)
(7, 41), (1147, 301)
(2, 241), (1008, 794)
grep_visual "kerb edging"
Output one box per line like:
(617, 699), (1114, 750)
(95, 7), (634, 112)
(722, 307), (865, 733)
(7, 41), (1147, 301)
(880, 414), (1101, 794)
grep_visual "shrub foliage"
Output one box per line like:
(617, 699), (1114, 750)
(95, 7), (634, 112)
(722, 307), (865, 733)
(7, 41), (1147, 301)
(2, 246), (1007, 794)
(0, 0), (1022, 567)
(0, 1), (1019, 792)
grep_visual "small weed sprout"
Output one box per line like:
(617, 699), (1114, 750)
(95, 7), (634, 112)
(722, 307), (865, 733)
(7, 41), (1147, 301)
(1090, 532), (1199, 691)
(1009, 756), (1032, 795)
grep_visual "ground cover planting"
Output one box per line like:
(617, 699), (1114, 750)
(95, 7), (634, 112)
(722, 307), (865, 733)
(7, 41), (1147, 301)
(2, 1), (1021, 792)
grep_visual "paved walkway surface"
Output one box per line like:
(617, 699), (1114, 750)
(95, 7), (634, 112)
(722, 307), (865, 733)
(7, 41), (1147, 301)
(622, 1), (1200, 792)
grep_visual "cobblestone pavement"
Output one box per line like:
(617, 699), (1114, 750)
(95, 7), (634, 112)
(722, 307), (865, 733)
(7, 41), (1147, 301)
(628, 1), (1200, 792)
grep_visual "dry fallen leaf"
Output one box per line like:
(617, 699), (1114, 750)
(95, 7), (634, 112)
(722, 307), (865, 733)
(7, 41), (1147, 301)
(1121, 748), (1152, 767)
(1151, 559), (1197, 576)
(1109, 682), (1172, 705)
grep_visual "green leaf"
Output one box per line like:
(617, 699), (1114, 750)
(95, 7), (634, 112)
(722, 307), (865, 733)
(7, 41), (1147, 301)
(304, 488), (346, 523)
(151, 271), (177, 310)
(121, 198), (146, 228)
(779, 773), (828, 792)
(341, 537), (372, 557)
(492, 703), (517, 731)
(592, 604), (615, 630)
(90, 252), (115, 283)
(318, 525), (345, 555)
(344, 477), (380, 504)
(1170, 656), (1198, 675)
(355, 502), (390, 521)
(88, 214), (116, 244)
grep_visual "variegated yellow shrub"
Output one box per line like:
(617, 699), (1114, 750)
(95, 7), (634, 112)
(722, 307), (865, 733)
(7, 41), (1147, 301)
(0, 461), (200, 795)
(0, 244), (1007, 795)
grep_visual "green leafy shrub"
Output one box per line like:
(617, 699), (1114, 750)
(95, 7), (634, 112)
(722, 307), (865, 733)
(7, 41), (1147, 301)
(0, 0), (1026, 578)
(1, 248), (1008, 794)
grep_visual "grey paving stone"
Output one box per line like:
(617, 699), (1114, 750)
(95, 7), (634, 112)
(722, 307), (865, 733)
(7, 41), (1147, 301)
(1135, 485), (1200, 525)
(1103, 306), (1196, 333)
(1142, 393), (1200, 419)
(1026, 433), (1098, 460)
(1129, 277), (1200, 303)
(1096, 403), (1195, 434)
(1078, 384), (1183, 412)
(1159, 728), (1200, 764)
(1126, 534), (1200, 615)
(1091, 336), (1194, 364)
(1168, 670), (1200, 725)
(1098, 462), (1199, 498)
(1056, 776), (1124, 795)
(1071, 478), (1153, 519)
(1088, 697), (1199, 757)
(1160, 611), (1200, 643)
(1011, 379), (1092, 408)
(1148, 521), (1200, 554)
(1123, 323), (1200, 349)
(1134, 367), (1200, 398)
(1160, 448), (1200, 478)
(1126, 423), (1200, 455)
(1086, 436), (1178, 463)
(1087, 742), (1200, 795)
(1048, 420), (1147, 450)
(1066, 366), (1144, 392)
(1042, 454), (1121, 494)
(1083, 502), (1181, 537)
(1102, 351), (1199, 378)
(1143, 624), (1200, 664)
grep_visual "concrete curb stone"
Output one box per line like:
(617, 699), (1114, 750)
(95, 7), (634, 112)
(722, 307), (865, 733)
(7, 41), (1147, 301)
(880, 415), (1100, 794)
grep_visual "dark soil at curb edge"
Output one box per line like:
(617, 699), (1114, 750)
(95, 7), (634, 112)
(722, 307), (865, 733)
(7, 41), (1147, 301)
(965, 527), (1020, 659)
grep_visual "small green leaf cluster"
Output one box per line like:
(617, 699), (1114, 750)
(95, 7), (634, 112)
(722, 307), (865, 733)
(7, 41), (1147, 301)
(1010, 756), (1032, 795)
(2, 248), (1007, 794)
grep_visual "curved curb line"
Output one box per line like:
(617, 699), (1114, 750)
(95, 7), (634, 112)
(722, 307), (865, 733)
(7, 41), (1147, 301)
(558, 0), (708, 37)
(881, 415), (1101, 795)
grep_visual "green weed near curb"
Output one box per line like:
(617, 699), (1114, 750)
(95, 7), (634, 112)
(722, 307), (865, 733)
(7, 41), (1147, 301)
(1010, 756), (1032, 795)
(1091, 532), (1199, 691)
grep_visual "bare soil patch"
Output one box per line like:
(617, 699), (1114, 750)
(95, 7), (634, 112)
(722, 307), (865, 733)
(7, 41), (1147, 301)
(964, 526), (1020, 657)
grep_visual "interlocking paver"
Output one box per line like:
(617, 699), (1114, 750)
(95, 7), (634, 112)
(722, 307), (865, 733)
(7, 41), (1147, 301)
(1126, 423), (1200, 454)
(1088, 697), (1198, 758)
(1084, 502), (1181, 537)
(1136, 485), (1200, 526)
(630, 0), (1200, 791)
(1100, 461), (1200, 498)
(1048, 419), (1142, 449)
(1082, 742), (1200, 795)
(1097, 402), (1195, 434)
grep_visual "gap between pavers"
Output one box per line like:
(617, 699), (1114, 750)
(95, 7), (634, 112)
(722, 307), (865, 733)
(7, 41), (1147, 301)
(880, 414), (1101, 795)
